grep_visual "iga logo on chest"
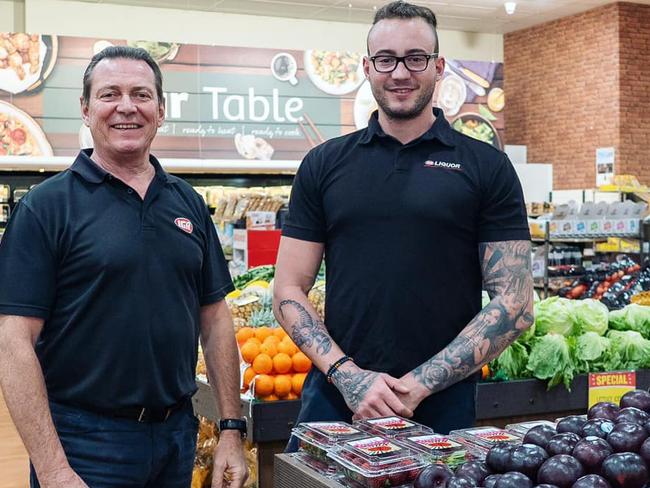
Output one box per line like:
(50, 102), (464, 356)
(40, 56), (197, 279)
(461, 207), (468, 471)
(174, 217), (194, 234)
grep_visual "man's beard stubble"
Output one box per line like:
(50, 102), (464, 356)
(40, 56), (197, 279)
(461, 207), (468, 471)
(372, 82), (435, 120)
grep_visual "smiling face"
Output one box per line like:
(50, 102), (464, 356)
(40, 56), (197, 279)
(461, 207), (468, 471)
(80, 57), (164, 164)
(364, 17), (443, 121)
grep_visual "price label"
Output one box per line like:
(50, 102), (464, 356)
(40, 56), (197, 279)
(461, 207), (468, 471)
(588, 371), (636, 408)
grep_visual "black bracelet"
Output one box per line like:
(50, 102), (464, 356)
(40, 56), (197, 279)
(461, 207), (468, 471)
(326, 355), (353, 383)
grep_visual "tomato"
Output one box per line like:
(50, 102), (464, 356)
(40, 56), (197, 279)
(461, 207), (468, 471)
(10, 128), (26, 145)
(0, 146), (6, 155)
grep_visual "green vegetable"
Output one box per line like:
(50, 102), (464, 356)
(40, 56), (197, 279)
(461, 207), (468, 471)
(526, 333), (575, 389)
(608, 304), (650, 337)
(494, 340), (530, 380)
(607, 330), (650, 370)
(232, 265), (275, 289)
(571, 299), (609, 336)
(478, 104), (497, 121)
(574, 332), (617, 373)
(534, 297), (576, 337)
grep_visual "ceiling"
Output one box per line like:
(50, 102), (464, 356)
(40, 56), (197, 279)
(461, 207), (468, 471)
(69, 0), (650, 33)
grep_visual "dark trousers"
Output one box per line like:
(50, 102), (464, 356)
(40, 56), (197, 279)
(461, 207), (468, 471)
(30, 400), (199, 488)
(286, 369), (477, 452)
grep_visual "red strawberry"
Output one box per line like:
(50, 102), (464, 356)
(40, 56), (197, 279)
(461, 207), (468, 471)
(388, 470), (408, 486)
(368, 475), (389, 488)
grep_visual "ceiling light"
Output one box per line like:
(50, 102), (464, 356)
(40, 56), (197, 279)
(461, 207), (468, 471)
(504, 1), (516, 15)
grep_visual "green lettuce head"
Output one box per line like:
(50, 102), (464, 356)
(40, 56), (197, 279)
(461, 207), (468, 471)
(608, 304), (650, 338)
(607, 330), (650, 370)
(571, 299), (609, 336)
(526, 333), (575, 389)
(574, 332), (617, 373)
(534, 297), (575, 337)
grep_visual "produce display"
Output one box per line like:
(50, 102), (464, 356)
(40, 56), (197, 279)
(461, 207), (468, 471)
(488, 296), (650, 389)
(356, 416), (433, 438)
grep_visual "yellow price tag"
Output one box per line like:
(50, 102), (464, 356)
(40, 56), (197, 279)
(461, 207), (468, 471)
(588, 371), (636, 409)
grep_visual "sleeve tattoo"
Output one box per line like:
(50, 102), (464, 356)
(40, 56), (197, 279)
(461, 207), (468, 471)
(278, 299), (332, 355)
(412, 240), (534, 393)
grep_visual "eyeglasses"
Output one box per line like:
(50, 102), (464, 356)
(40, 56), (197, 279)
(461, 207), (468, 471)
(369, 53), (438, 73)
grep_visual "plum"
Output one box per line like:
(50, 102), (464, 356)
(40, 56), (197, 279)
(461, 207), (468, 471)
(588, 403), (620, 422)
(533, 485), (559, 488)
(606, 422), (648, 453)
(455, 461), (491, 485)
(414, 463), (455, 488)
(487, 444), (516, 473)
(524, 425), (558, 450)
(547, 433), (582, 456)
(557, 416), (588, 436)
(495, 472), (533, 488)
(615, 407), (649, 426)
(509, 444), (549, 480)
(448, 477), (477, 488)
(601, 452), (648, 488)
(537, 455), (585, 488)
(619, 390), (650, 413)
(572, 437), (613, 474)
(485, 475), (504, 488)
(638, 437), (650, 466)
(581, 419), (615, 439)
(571, 474), (611, 488)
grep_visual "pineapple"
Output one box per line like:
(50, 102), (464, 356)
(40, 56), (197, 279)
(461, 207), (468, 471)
(228, 294), (261, 324)
(308, 280), (326, 319)
(249, 308), (277, 328)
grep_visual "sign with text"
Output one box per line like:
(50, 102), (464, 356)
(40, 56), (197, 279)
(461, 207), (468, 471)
(0, 34), (504, 163)
(588, 371), (636, 409)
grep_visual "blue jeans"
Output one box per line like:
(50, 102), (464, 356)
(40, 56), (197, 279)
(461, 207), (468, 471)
(30, 400), (199, 488)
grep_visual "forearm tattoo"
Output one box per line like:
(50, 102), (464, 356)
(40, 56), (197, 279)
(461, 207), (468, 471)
(413, 240), (534, 393)
(331, 369), (377, 410)
(278, 299), (332, 355)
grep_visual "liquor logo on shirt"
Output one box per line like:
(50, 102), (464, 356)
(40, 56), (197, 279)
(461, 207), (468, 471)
(424, 160), (462, 171)
(174, 217), (194, 234)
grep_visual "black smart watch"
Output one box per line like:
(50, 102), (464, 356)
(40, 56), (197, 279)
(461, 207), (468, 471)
(219, 418), (247, 438)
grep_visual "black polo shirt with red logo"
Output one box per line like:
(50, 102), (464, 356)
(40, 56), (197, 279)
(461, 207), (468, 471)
(0, 149), (233, 410)
(283, 108), (529, 432)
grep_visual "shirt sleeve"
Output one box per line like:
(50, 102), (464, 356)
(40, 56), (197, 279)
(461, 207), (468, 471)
(199, 204), (235, 305)
(478, 153), (531, 243)
(282, 151), (327, 243)
(0, 201), (57, 319)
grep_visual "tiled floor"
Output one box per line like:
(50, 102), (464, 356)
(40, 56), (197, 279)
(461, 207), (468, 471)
(0, 392), (29, 488)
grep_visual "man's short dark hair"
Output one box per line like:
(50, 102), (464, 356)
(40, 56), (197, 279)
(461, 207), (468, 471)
(82, 46), (164, 105)
(369, 1), (439, 54)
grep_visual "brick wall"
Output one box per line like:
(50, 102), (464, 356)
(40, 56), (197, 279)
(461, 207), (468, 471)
(618, 2), (650, 184)
(505, 3), (620, 190)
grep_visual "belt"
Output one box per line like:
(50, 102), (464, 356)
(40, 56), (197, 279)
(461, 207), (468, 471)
(86, 397), (190, 423)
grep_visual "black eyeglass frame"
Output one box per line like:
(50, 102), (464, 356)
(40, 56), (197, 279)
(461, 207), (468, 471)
(368, 53), (439, 73)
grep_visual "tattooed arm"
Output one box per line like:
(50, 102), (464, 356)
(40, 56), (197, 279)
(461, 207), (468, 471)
(273, 236), (412, 418)
(397, 240), (534, 410)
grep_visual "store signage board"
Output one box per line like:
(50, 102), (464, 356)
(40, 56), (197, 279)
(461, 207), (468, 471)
(596, 147), (615, 187)
(588, 371), (635, 408)
(0, 34), (503, 165)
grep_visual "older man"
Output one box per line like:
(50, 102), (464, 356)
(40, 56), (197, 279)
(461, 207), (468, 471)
(0, 46), (247, 488)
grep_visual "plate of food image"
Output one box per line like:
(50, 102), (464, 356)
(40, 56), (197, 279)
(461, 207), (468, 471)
(0, 34), (58, 94)
(304, 49), (365, 95)
(451, 112), (501, 149)
(0, 100), (53, 156)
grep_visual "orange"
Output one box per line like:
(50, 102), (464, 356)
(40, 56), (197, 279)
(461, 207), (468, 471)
(264, 335), (281, 346)
(277, 340), (297, 356)
(273, 353), (293, 374)
(286, 392), (299, 400)
(260, 394), (279, 402)
(240, 341), (260, 364)
(247, 337), (262, 346)
(259, 341), (277, 358)
(252, 353), (273, 374)
(253, 374), (274, 397)
(274, 374), (292, 398)
(254, 326), (272, 342)
(292, 352), (312, 373)
(273, 327), (287, 340)
(236, 327), (255, 345)
(243, 367), (256, 389)
(292, 372), (307, 395)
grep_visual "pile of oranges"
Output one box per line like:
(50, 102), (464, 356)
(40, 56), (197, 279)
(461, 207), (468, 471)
(236, 326), (311, 402)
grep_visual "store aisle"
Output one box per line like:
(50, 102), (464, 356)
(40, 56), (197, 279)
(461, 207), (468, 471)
(0, 391), (28, 488)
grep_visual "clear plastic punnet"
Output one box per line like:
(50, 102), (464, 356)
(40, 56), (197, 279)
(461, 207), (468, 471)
(449, 426), (522, 450)
(328, 435), (427, 488)
(291, 421), (365, 463)
(394, 433), (478, 468)
(505, 420), (557, 436)
(354, 416), (433, 438)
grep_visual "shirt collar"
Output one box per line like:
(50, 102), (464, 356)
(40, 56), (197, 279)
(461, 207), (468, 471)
(69, 148), (175, 184)
(358, 107), (457, 147)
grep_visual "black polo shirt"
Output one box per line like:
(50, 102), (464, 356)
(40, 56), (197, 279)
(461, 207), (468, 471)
(0, 149), (233, 410)
(283, 108), (529, 422)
